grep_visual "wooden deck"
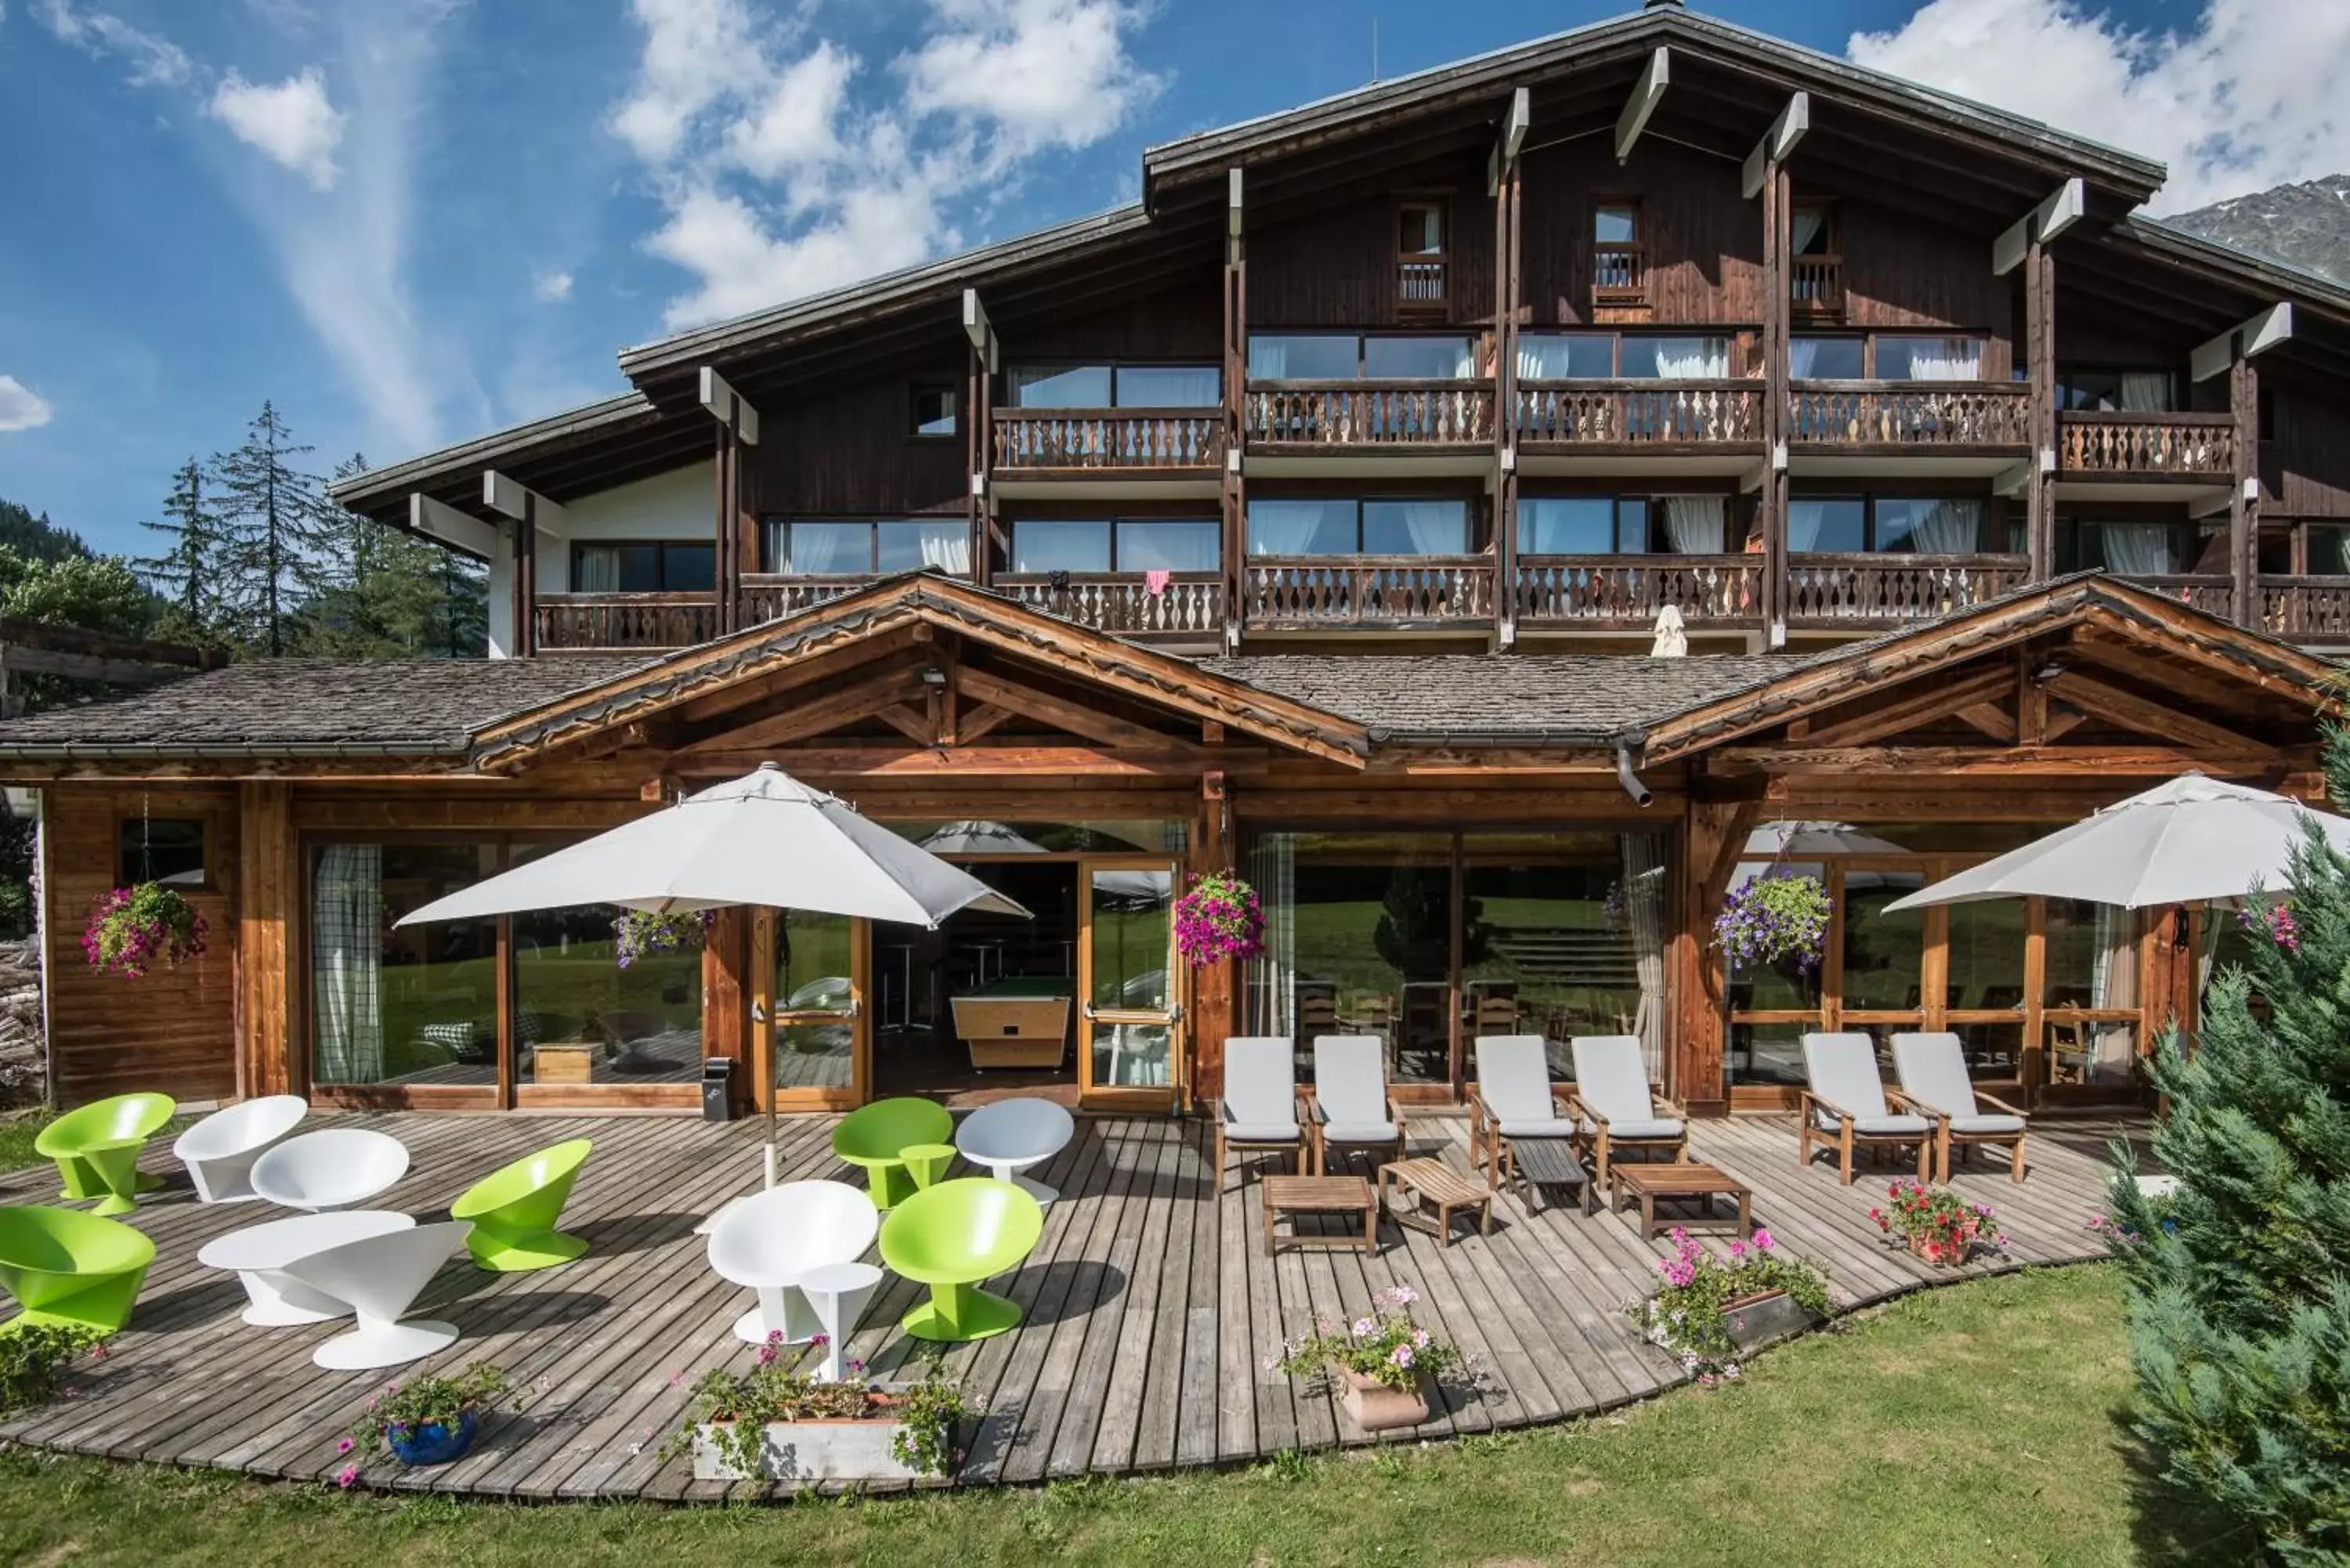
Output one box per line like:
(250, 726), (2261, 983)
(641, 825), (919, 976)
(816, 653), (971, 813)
(0, 1110), (2137, 1498)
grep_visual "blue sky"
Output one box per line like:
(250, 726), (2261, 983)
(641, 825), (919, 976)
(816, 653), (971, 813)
(0, 0), (2337, 558)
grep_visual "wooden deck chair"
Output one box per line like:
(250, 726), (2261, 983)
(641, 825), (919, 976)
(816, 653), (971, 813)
(1215, 1037), (1304, 1187)
(1893, 1031), (2029, 1183)
(1798, 1032), (1932, 1185)
(1467, 1035), (1577, 1190)
(1567, 1035), (1687, 1194)
(1306, 1035), (1406, 1174)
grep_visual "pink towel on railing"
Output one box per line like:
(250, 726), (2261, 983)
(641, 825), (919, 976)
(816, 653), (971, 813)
(1144, 569), (1173, 598)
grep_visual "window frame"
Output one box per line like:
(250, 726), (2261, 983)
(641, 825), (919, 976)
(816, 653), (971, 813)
(569, 539), (717, 594)
(116, 815), (212, 893)
(1518, 493), (1755, 556)
(1007, 515), (1224, 575)
(761, 516), (974, 576)
(1245, 332), (1482, 383)
(1001, 363), (1224, 410)
(1789, 493), (2000, 556)
(909, 383), (960, 439)
(1245, 495), (1478, 557)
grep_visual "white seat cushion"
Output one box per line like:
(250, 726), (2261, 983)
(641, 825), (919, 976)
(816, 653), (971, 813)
(1224, 1120), (1300, 1143)
(1581, 1115), (1683, 1141)
(1570, 1035), (1657, 1125)
(1496, 1116), (1579, 1140)
(1321, 1120), (1399, 1144)
(1891, 1032), (1994, 1121)
(1813, 1107), (1930, 1136)
(1950, 1113), (2026, 1136)
(1313, 1036), (1393, 1132)
(1223, 1037), (1299, 1131)
(1473, 1036), (1556, 1124)
(1802, 1033), (1894, 1121)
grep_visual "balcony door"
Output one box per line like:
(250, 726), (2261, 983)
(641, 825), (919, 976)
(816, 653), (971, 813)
(1078, 860), (1181, 1110)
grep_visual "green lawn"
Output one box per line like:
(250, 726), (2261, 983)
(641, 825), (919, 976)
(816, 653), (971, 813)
(0, 1266), (2246, 1568)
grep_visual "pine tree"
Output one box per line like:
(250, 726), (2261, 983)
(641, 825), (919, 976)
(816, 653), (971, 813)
(136, 457), (231, 645)
(2106, 735), (2350, 1563)
(208, 401), (333, 656)
(299, 453), (490, 658)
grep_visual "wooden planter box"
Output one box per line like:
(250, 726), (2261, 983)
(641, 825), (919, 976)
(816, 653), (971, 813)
(1337, 1367), (1432, 1433)
(533, 1042), (601, 1085)
(692, 1414), (928, 1484)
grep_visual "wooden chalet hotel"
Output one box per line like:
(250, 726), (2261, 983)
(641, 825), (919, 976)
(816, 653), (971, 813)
(6, 2), (2347, 1125)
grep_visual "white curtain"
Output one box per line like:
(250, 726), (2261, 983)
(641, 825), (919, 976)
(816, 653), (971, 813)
(768, 522), (858, 573)
(1246, 833), (1297, 1042)
(2118, 373), (2173, 412)
(1400, 503), (1463, 555)
(2334, 531), (2350, 574)
(1909, 338), (1983, 381)
(1517, 337), (1576, 379)
(1791, 208), (1825, 255)
(918, 526), (972, 575)
(1246, 339), (1288, 380)
(1911, 500), (1982, 555)
(2088, 905), (2141, 1081)
(1788, 500), (1828, 553)
(1621, 834), (1668, 1081)
(1788, 338), (1821, 379)
(1655, 338), (1730, 378)
(574, 547), (622, 593)
(1248, 505), (1323, 556)
(1661, 496), (1727, 554)
(2100, 522), (2178, 574)
(312, 845), (384, 1084)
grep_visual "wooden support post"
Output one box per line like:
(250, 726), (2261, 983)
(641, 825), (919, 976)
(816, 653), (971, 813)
(1760, 164), (1791, 646)
(236, 781), (295, 1098)
(714, 423), (738, 634)
(2232, 348), (2259, 627)
(1190, 769), (1232, 1110)
(1491, 90), (1525, 649)
(512, 512), (537, 657)
(964, 290), (996, 587)
(2025, 235), (2057, 581)
(703, 905), (752, 1114)
(1674, 798), (1755, 1115)
(1222, 168), (1247, 650)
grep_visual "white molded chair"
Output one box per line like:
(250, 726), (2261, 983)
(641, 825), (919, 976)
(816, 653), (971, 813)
(175, 1096), (308, 1204)
(707, 1180), (879, 1347)
(955, 1098), (1076, 1207)
(1467, 1035), (1576, 1187)
(278, 1219), (471, 1370)
(1567, 1035), (1688, 1191)
(197, 1209), (416, 1326)
(1891, 1031), (2029, 1183)
(1799, 1032), (1932, 1185)
(797, 1260), (884, 1382)
(1307, 1035), (1405, 1173)
(251, 1129), (410, 1212)
(1215, 1036), (1303, 1186)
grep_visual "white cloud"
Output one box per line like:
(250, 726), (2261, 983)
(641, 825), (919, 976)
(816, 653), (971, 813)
(33, 0), (194, 88)
(613, 0), (1162, 329)
(209, 67), (345, 190)
(533, 269), (575, 302)
(0, 375), (54, 433)
(1849, 0), (2350, 215)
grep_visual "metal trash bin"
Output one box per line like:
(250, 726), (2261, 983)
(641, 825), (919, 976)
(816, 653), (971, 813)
(701, 1057), (736, 1122)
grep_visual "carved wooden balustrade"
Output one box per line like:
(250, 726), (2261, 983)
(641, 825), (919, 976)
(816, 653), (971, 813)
(994, 573), (1225, 637)
(2262, 577), (2350, 644)
(2056, 412), (2236, 476)
(1397, 258), (1447, 307)
(1242, 556), (1495, 627)
(1789, 254), (1844, 316)
(1592, 241), (1646, 307)
(1244, 381), (1495, 448)
(1517, 381), (1764, 447)
(2126, 575), (2236, 621)
(1788, 382), (2030, 448)
(1784, 555), (2027, 624)
(992, 408), (1221, 472)
(1513, 555), (1764, 629)
(533, 593), (718, 652)
(738, 574), (888, 626)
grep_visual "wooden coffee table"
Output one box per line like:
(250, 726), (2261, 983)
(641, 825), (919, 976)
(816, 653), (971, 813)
(1505, 1136), (1596, 1217)
(1263, 1174), (1378, 1255)
(1612, 1162), (1752, 1240)
(1377, 1157), (1491, 1244)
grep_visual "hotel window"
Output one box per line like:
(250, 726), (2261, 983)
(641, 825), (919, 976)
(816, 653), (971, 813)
(311, 840), (503, 1088)
(1247, 497), (1471, 556)
(1592, 201), (1643, 295)
(1521, 495), (1737, 555)
(1008, 517), (1221, 574)
(571, 540), (716, 593)
(762, 518), (972, 576)
(1004, 364), (1221, 408)
(2309, 523), (2350, 576)
(1397, 201), (1448, 308)
(1789, 335), (1865, 379)
(1790, 497), (1986, 555)
(1517, 332), (1736, 381)
(1247, 334), (1479, 381)
(1875, 334), (1987, 381)
(2054, 518), (2196, 576)
(910, 384), (959, 437)
(2057, 368), (2181, 412)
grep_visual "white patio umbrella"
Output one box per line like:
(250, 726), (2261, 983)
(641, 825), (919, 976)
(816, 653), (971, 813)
(1884, 774), (2350, 913)
(1732, 821), (1909, 891)
(916, 820), (1049, 856)
(396, 762), (1030, 1184)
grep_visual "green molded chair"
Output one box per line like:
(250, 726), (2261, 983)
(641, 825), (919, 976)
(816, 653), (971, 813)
(878, 1177), (1043, 1342)
(35, 1093), (176, 1216)
(449, 1137), (593, 1271)
(833, 1097), (954, 1209)
(0, 1205), (157, 1334)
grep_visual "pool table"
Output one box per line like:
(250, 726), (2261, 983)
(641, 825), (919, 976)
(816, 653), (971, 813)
(950, 977), (1075, 1070)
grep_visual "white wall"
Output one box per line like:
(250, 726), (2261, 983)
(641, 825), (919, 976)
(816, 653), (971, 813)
(478, 460), (716, 657)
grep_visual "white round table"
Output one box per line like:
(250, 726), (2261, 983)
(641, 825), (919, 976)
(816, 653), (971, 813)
(797, 1261), (883, 1383)
(198, 1209), (418, 1326)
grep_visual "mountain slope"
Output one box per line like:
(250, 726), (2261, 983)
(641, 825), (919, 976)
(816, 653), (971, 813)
(2163, 175), (2350, 287)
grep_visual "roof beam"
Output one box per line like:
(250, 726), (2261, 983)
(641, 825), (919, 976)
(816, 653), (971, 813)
(961, 288), (998, 374)
(2191, 302), (2294, 382)
(1740, 91), (1809, 200)
(480, 470), (569, 539)
(1487, 86), (1530, 195)
(407, 493), (498, 559)
(1613, 47), (1668, 163)
(696, 366), (761, 446)
(1992, 177), (2084, 275)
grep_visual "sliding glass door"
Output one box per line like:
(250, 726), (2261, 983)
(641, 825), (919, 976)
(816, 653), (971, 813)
(1079, 860), (1180, 1109)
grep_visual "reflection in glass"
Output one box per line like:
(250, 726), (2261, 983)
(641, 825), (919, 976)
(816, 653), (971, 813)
(1462, 832), (1666, 1080)
(512, 845), (705, 1087)
(1362, 336), (1477, 380)
(1520, 497), (1620, 555)
(776, 909), (855, 1091)
(1278, 833), (1454, 1084)
(1247, 334), (1358, 380)
(313, 841), (501, 1086)
(1116, 519), (1220, 573)
(1012, 520), (1112, 573)
(1090, 868), (1173, 1087)
(1009, 365), (1113, 406)
(1248, 498), (1357, 555)
(2044, 898), (2139, 1085)
(1840, 869), (1925, 1013)
(1789, 498), (1865, 554)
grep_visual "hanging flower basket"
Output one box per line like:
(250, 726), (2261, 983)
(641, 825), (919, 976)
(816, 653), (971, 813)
(613, 909), (714, 970)
(1713, 873), (1831, 974)
(81, 883), (207, 979)
(1173, 872), (1263, 968)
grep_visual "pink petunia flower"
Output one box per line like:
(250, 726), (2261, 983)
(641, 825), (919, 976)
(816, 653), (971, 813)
(336, 1466), (359, 1489)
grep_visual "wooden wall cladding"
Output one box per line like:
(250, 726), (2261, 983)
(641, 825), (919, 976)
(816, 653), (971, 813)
(1520, 139), (1763, 327)
(1008, 284), (1223, 359)
(1248, 177), (1496, 327)
(43, 785), (240, 1107)
(1837, 204), (2015, 372)
(745, 363), (970, 519)
(2265, 385), (2350, 518)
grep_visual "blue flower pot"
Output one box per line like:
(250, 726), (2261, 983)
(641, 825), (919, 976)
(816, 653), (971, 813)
(385, 1407), (480, 1466)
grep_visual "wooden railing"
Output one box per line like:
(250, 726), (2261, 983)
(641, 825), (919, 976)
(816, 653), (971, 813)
(1785, 555), (2028, 623)
(533, 592), (719, 651)
(1244, 381), (1495, 447)
(1593, 241), (1646, 305)
(992, 407), (1221, 472)
(2128, 575), (2236, 621)
(1243, 556), (1495, 627)
(1788, 381), (2030, 448)
(1397, 258), (1447, 307)
(994, 573), (1225, 636)
(2261, 577), (2350, 643)
(2057, 412), (2235, 476)
(738, 573), (888, 626)
(1517, 380), (1764, 446)
(1514, 555), (1763, 627)
(1789, 254), (1844, 315)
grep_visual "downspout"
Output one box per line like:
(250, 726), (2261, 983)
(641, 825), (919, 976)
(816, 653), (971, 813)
(1614, 731), (1655, 808)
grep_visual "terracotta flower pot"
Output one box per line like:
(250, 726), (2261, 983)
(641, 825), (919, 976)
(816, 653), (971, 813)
(1906, 1229), (1972, 1266)
(1338, 1367), (1430, 1433)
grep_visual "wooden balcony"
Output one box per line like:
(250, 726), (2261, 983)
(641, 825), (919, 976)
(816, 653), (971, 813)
(993, 573), (1225, 638)
(1517, 380), (1764, 450)
(1397, 258), (1447, 310)
(2128, 575), (2236, 621)
(1789, 254), (1844, 317)
(1592, 241), (1646, 309)
(1242, 555), (1495, 629)
(1785, 555), (2028, 627)
(2261, 577), (2350, 644)
(739, 573), (884, 626)
(1244, 381), (1495, 451)
(533, 592), (718, 652)
(991, 408), (1221, 474)
(1514, 555), (1763, 630)
(2057, 412), (2235, 477)
(1788, 382), (2030, 450)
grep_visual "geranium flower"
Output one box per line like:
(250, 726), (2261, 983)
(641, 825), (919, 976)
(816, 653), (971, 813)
(336, 1466), (359, 1489)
